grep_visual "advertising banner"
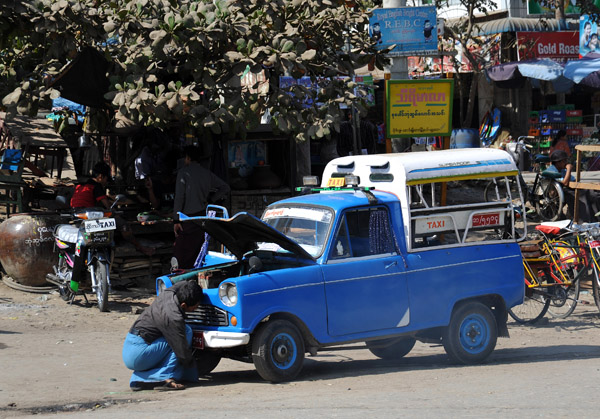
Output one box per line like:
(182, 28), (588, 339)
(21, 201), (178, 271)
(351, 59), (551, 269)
(369, 6), (438, 57)
(386, 79), (453, 138)
(527, 0), (580, 15)
(517, 32), (579, 60)
(580, 14), (600, 57)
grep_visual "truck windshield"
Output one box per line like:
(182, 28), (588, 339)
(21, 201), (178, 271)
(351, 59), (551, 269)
(261, 206), (333, 257)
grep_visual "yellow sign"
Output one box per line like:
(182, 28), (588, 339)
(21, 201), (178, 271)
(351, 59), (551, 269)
(386, 79), (454, 138)
(327, 177), (345, 187)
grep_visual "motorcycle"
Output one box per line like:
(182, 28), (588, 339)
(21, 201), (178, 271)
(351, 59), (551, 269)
(46, 195), (125, 312)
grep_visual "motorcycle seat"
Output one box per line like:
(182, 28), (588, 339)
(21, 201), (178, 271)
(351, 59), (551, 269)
(55, 224), (79, 243)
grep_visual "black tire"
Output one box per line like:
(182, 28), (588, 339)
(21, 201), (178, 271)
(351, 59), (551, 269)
(252, 320), (305, 382)
(509, 286), (550, 324)
(591, 262), (600, 313)
(94, 260), (109, 312)
(535, 179), (564, 221)
(366, 336), (416, 360)
(442, 302), (497, 364)
(194, 350), (221, 376)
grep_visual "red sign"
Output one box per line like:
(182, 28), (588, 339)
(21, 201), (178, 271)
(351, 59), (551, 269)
(517, 32), (579, 60)
(472, 213), (500, 227)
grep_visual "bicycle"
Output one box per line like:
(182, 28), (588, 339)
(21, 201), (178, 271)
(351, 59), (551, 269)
(509, 220), (600, 324)
(485, 136), (565, 222)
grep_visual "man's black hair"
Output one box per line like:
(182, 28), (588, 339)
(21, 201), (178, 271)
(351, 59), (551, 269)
(550, 150), (568, 162)
(92, 161), (111, 178)
(183, 145), (203, 163)
(175, 280), (203, 307)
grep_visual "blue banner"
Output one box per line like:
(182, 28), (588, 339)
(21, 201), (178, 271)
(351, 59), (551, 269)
(369, 6), (438, 57)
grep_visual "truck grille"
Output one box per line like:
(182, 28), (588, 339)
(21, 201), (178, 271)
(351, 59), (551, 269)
(186, 304), (228, 326)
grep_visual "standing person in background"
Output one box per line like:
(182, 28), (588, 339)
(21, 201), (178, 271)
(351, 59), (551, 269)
(549, 129), (571, 160)
(173, 145), (230, 269)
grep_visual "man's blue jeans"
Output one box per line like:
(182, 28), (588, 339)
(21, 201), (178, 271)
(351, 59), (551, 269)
(122, 325), (197, 384)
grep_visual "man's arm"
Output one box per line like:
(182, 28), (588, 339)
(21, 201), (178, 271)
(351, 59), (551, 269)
(563, 164), (573, 187)
(209, 173), (230, 203)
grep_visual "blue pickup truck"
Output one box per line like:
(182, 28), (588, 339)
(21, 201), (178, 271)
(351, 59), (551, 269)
(157, 149), (525, 382)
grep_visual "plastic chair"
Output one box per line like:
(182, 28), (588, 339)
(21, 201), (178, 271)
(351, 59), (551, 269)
(0, 145), (29, 216)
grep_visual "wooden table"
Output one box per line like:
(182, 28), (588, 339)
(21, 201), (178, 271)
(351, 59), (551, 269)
(0, 112), (77, 180)
(571, 144), (600, 222)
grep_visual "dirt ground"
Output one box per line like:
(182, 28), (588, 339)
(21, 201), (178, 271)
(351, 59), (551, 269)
(2, 181), (600, 417)
(1, 277), (600, 418)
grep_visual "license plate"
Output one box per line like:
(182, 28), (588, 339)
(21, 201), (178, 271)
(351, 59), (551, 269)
(590, 240), (600, 249)
(192, 330), (204, 349)
(84, 218), (116, 233)
(472, 213), (500, 227)
(327, 177), (345, 187)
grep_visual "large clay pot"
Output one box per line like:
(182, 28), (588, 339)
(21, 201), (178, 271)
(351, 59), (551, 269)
(0, 213), (61, 286)
(450, 128), (480, 149)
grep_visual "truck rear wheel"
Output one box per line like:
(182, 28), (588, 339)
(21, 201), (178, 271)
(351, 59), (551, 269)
(443, 302), (497, 364)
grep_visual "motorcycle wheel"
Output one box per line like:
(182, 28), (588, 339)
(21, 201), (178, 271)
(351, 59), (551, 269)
(93, 260), (109, 312)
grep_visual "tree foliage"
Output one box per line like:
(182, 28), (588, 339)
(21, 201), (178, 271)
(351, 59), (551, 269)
(0, 0), (389, 141)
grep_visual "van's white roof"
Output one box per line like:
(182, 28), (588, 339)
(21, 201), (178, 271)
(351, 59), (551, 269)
(321, 148), (517, 189)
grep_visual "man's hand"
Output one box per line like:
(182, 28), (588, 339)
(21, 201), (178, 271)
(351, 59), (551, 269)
(174, 222), (183, 237)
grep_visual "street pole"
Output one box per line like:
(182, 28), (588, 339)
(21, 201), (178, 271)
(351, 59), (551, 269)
(383, 0), (410, 153)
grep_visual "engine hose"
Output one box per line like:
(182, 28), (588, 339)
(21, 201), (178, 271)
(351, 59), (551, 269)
(1, 275), (56, 294)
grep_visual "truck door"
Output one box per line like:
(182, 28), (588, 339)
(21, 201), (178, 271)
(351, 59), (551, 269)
(322, 207), (410, 337)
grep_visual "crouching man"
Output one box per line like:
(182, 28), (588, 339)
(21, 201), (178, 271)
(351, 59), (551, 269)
(122, 280), (202, 391)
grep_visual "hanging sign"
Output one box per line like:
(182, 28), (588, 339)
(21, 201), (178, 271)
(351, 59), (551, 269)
(369, 6), (438, 57)
(517, 32), (579, 60)
(386, 79), (454, 138)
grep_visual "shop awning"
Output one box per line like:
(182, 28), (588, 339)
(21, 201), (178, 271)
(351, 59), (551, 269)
(486, 58), (573, 92)
(473, 17), (578, 36)
(563, 53), (600, 87)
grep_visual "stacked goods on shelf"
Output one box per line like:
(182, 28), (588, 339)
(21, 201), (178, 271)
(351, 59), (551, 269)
(527, 104), (583, 155)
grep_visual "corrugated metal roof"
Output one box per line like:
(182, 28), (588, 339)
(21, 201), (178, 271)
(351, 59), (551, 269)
(473, 17), (578, 36)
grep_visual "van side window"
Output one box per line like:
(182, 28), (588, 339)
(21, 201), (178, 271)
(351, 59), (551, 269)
(408, 178), (521, 251)
(330, 207), (397, 259)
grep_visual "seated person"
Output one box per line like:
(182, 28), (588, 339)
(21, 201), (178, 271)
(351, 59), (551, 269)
(547, 150), (599, 223)
(122, 280), (202, 391)
(68, 162), (154, 292)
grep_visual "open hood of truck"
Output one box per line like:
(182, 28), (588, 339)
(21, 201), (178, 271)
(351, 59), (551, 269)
(185, 212), (315, 261)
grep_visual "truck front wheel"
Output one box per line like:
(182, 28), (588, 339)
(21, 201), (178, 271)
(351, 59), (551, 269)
(194, 350), (221, 376)
(252, 320), (305, 382)
(442, 302), (497, 364)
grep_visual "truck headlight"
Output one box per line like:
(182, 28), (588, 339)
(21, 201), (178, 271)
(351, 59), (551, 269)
(219, 282), (238, 307)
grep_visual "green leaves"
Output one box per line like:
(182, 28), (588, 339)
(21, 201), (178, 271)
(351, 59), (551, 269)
(1, 0), (382, 140)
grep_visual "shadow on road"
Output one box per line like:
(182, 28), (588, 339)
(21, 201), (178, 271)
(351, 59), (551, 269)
(198, 341), (600, 385)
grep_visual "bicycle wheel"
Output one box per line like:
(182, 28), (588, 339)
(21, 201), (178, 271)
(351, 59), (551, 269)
(508, 286), (550, 324)
(546, 282), (580, 319)
(591, 262), (600, 312)
(535, 178), (564, 221)
(546, 240), (580, 318)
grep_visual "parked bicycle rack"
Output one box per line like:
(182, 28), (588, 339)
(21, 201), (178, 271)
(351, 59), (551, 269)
(572, 144), (600, 222)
